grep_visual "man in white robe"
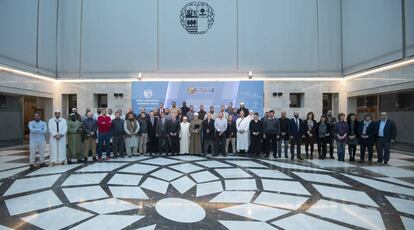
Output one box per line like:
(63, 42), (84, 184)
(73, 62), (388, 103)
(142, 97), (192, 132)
(179, 117), (191, 154)
(48, 109), (67, 166)
(236, 110), (250, 152)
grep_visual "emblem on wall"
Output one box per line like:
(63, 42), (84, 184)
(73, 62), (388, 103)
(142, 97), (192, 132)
(180, 1), (214, 34)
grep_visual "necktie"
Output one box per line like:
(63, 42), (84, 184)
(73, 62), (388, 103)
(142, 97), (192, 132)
(151, 118), (154, 126)
(56, 119), (60, 132)
(296, 119), (299, 132)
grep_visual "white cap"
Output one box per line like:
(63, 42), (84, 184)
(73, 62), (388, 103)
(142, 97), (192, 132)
(54, 109), (61, 113)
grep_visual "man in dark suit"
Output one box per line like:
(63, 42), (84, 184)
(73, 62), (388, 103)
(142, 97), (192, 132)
(156, 112), (169, 155)
(202, 112), (215, 155)
(148, 111), (158, 155)
(167, 113), (180, 155)
(375, 112), (397, 164)
(288, 112), (305, 160)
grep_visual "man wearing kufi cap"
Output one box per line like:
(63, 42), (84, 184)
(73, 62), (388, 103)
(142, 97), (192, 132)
(237, 102), (249, 115)
(48, 109), (68, 166)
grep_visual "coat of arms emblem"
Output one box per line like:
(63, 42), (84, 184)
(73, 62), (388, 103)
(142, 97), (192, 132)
(180, 1), (214, 34)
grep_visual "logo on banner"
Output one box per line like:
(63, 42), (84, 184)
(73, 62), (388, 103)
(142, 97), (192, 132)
(180, 1), (214, 34)
(143, 89), (153, 99)
(187, 87), (215, 95)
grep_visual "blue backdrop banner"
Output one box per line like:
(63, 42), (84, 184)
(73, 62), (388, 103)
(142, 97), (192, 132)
(132, 81), (264, 116)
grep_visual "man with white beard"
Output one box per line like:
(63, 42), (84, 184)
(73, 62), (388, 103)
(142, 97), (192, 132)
(236, 110), (250, 153)
(48, 109), (68, 166)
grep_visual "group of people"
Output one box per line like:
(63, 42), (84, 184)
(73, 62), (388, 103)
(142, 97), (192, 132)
(28, 101), (397, 169)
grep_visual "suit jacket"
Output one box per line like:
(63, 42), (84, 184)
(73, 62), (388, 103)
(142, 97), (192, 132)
(148, 116), (158, 137)
(166, 119), (180, 137)
(202, 118), (215, 141)
(304, 119), (317, 138)
(375, 119), (397, 142)
(358, 121), (376, 144)
(288, 118), (305, 139)
(156, 118), (168, 138)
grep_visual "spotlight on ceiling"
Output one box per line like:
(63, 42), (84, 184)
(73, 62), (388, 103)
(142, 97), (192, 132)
(248, 70), (253, 79)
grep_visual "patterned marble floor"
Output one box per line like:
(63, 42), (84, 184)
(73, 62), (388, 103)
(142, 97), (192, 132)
(0, 146), (414, 230)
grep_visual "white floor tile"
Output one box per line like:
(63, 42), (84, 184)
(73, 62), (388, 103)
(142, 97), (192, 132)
(377, 177), (414, 188)
(5, 190), (62, 215)
(0, 163), (28, 171)
(136, 224), (156, 230)
(225, 160), (267, 168)
(196, 181), (223, 197)
(4, 174), (60, 196)
(28, 164), (80, 176)
(169, 155), (206, 161)
(151, 168), (183, 181)
(119, 163), (159, 174)
(313, 184), (378, 207)
(214, 168), (252, 179)
(219, 220), (277, 230)
(272, 213), (351, 230)
(0, 225), (12, 230)
(139, 158), (182, 166)
(78, 198), (140, 214)
(388, 158), (414, 167)
(169, 163), (203, 174)
(307, 199), (386, 230)
(361, 166), (414, 178)
(294, 172), (349, 186)
(0, 155), (26, 162)
(107, 174), (143, 186)
(307, 159), (354, 168)
(0, 167), (27, 180)
(344, 174), (414, 196)
(260, 160), (327, 172)
(225, 179), (257, 191)
(210, 191), (255, 203)
(386, 196), (414, 215)
(254, 191), (309, 210)
(140, 177), (169, 194)
(261, 179), (310, 195)
(247, 169), (291, 179)
(171, 176), (196, 194)
(109, 186), (149, 200)
(220, 203), (289, 221)
(63, 185), (109, 203)
(190, 171), (219, 183)
(155, 198), (206, 223)
(193, 160), (231, 168)
(76, 163), (127, 172)
(401, 217), (414, 230)
(22, 207), (94, 230)
(70, 214), (144, 230)
(62, 173), (107, 186)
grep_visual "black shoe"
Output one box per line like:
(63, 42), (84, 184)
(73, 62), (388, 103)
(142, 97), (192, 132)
(272, 154), (278, 159)
(285, 154), (289, 158)
(29, 165), (36, 170)
(298, 156), (303, 160)
(330, 156), (335, 159)
(384, 161), (388, 165)
(84, 157), (88, 162)
(77, 158), (83, 163)
(290, 156), (294, 160)
(265, 153), (270, 158)
(40, 163), (47, 167)
(68, 160), (72, 164)
(212, 153), (219, 157)
(92, 157), (97, 161)
(222, 154), (227, 157)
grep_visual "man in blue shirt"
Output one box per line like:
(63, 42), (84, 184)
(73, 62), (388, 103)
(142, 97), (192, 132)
(376, 112), (397, 164)
(28, 112), (48, 170)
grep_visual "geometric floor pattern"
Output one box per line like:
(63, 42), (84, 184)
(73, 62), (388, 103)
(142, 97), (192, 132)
(1, 145), (414, 229)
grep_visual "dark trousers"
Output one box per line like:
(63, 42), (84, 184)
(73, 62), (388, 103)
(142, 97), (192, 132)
(168, 135), (179, 154)
(215, 132), (226, 154)
(348, 144), (357, 160)
(112, 135), (125, 157)
(360, 141), (373, 161)
(377, 137), (391, 163)
(250, 134), (262, 155)
(149, 134), (158, 153)
(265, 134), (278, 156)
(328, 136), (335, 157)
(158, 136), (169, 154)
(317, 137), (327, 159)
(204, 140), (215, 154)
(304, 136), (315, 156)
(290, 137), (302, 158)
(97, 132), (111, 158)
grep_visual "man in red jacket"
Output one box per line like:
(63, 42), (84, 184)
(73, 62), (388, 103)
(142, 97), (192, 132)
(97, 108), (112, 161)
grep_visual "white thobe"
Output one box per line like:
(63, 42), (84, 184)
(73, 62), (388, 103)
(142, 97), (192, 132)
(179, 122), (190, 154)
(236, 117), (250, 151)
(48, 117), (68, 163)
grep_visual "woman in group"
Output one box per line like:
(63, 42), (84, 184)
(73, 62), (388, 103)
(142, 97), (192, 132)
(347, 113), (359, 162)
(124, 113), (140, 157)
(335, 113), (349, 161)
(316, 115), (331, 159)
(358, 113), (376, 163)
(179, 116), (191, 154)
(304, 112), (317, 159)
(249, 113), (263, 157)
